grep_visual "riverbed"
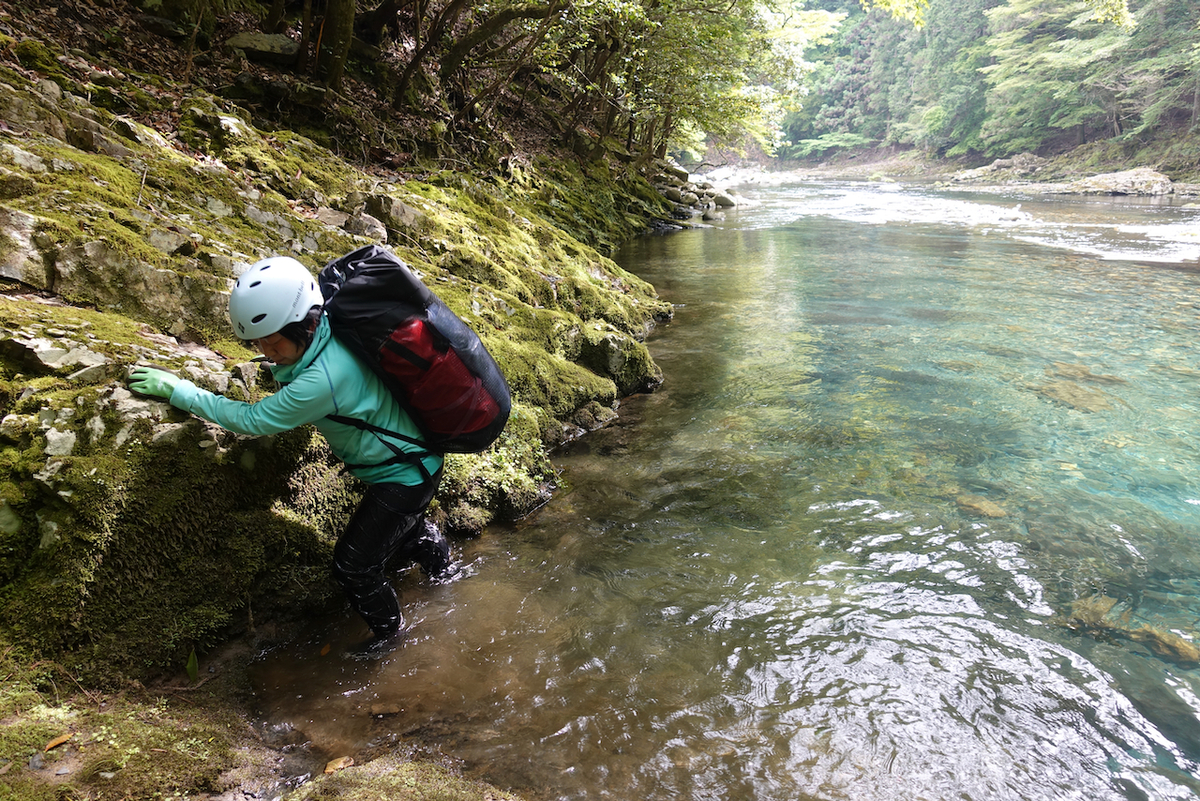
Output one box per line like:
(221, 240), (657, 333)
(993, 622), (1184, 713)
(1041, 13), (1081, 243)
(252, 181), (1200, 800)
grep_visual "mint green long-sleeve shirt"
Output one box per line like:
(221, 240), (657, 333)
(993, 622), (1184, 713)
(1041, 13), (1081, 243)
(169, 314), (442, 485)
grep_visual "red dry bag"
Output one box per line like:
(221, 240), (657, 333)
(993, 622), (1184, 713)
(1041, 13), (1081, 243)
(318, 244), (511, 454)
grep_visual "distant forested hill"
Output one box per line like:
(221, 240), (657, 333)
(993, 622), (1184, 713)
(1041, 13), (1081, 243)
(782, 0), (1199, 169)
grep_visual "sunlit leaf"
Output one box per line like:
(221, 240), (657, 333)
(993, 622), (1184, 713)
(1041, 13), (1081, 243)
(186, 648), (199, 683)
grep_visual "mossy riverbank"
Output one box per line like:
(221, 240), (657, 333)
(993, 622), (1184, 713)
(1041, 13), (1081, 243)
(0, 19), (682, 798)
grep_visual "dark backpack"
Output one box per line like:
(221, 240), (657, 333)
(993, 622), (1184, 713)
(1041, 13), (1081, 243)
(318, 244), (511, 455)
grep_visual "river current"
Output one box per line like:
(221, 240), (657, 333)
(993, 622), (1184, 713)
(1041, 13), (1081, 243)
(253, 180), (1200, 800)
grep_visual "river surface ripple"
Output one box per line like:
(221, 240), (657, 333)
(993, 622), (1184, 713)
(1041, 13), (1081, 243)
(253, 182), (1200, 801)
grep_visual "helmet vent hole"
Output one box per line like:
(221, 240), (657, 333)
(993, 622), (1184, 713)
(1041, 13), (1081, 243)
(249, 280), (262, 287)
(251, 314), (267, 324)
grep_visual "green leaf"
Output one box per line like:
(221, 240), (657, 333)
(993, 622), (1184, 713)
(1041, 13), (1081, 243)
(186, 648), (199, 683)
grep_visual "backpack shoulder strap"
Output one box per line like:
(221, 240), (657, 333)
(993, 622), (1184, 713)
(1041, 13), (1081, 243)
(326, 414), (429, 449)
(326, 414), (437, 483)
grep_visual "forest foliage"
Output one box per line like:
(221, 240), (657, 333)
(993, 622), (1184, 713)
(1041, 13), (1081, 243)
(143, 0), (1188, 171)
(782, 0), (1199, 162)
(153, 0), (797, 165)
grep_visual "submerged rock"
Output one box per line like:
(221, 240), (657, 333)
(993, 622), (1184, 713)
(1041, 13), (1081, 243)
(956, 494), (1008, 518)
(1047, 362), (1127, 385)
(1069, 594), (1200, 665)
(1035, 380), (1115, 412)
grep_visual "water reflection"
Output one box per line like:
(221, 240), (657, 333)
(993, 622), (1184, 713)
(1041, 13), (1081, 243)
(253, 184), (1200, 800)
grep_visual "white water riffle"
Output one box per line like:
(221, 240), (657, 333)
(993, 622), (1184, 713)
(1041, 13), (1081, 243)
(713, 180), (1200, 266)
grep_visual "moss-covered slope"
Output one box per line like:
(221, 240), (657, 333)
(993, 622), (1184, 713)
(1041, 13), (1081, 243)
(0, 38), (673, 684)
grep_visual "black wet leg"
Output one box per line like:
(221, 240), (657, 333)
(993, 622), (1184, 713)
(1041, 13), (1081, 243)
(331, 476), (439, 637)
(402, 519), (454, 580)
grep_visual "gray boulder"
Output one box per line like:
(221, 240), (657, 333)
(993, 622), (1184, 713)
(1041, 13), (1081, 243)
(365, 195), (425, 233)
(225, 32), (300, 66)
(712, 191), (738, 208)
(0, 207), (49, 288)
(1066, 167), (1173, 196)
(658, 159), (690, 182)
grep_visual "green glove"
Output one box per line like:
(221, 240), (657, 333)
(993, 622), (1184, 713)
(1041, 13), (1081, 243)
(128, 367), (181, 399)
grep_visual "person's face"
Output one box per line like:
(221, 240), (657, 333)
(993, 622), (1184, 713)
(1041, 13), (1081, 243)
(251, 332), (305, 365)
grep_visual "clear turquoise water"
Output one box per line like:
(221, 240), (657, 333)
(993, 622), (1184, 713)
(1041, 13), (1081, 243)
(253, 183), (1200, 800)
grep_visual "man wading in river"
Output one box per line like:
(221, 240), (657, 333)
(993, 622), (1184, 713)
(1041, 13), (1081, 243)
(126, 255), (454, 659)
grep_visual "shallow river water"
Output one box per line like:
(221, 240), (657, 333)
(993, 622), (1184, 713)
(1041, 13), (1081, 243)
(253, 181), (1200, 800)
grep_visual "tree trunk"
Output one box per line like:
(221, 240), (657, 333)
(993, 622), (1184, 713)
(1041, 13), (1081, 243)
(359, 0), (412, 44)
(655, 112), (673, 159)
(414, 0), (423, 50)
(561, 37), (618, 132)
(296, 0), (314, 73)
(263, 0), (287, 33)
(394, 0), (469, 108)
(317, 0), (356, 91)
(454, 5), (564, 129)
(440, 3), (559, 80)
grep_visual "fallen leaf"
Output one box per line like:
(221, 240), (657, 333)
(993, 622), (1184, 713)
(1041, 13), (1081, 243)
(45, 733), (74, 751)
(324, 756), (354, 774)
(320, 643), (331, 656)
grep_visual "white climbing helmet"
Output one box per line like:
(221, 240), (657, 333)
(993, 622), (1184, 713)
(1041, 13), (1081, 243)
(229, 256), (323, 340)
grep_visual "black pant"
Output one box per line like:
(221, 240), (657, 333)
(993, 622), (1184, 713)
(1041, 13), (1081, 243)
(331, 473), (440, 637)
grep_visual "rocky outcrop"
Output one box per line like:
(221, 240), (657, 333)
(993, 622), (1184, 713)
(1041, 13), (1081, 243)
(951, 159), (1176, 196)
(1064, 166), (1174, 195)
(1069, 594), (1200, 665)
(649, 159), (746, 225)
(225, 32), (302, 66)
(951, 152), (1048, 182)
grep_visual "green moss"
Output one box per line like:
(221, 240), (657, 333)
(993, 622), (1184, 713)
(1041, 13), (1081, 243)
(12, 40), (65, 81)
(291, 757), (525, 801)
(0, 641), (253, 801)
(0, 231), (16, 265)
(439, 404), (555, 531)
(178, 99), (362, 202)
(0, 16), (683, 801)
(488, 338), (617, 417)
(4, 423), (342, 681)
(0, 61), (675, 685)
(0, 298), (352, 678)
(526, 157), (673, 254)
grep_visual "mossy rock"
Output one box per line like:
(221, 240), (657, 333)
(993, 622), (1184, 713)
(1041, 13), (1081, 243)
(290, 756), (525, 800)
(13, 40), (66, 82)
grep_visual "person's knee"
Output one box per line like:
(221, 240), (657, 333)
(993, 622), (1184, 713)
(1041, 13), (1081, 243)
(331, 544), (379, 590)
